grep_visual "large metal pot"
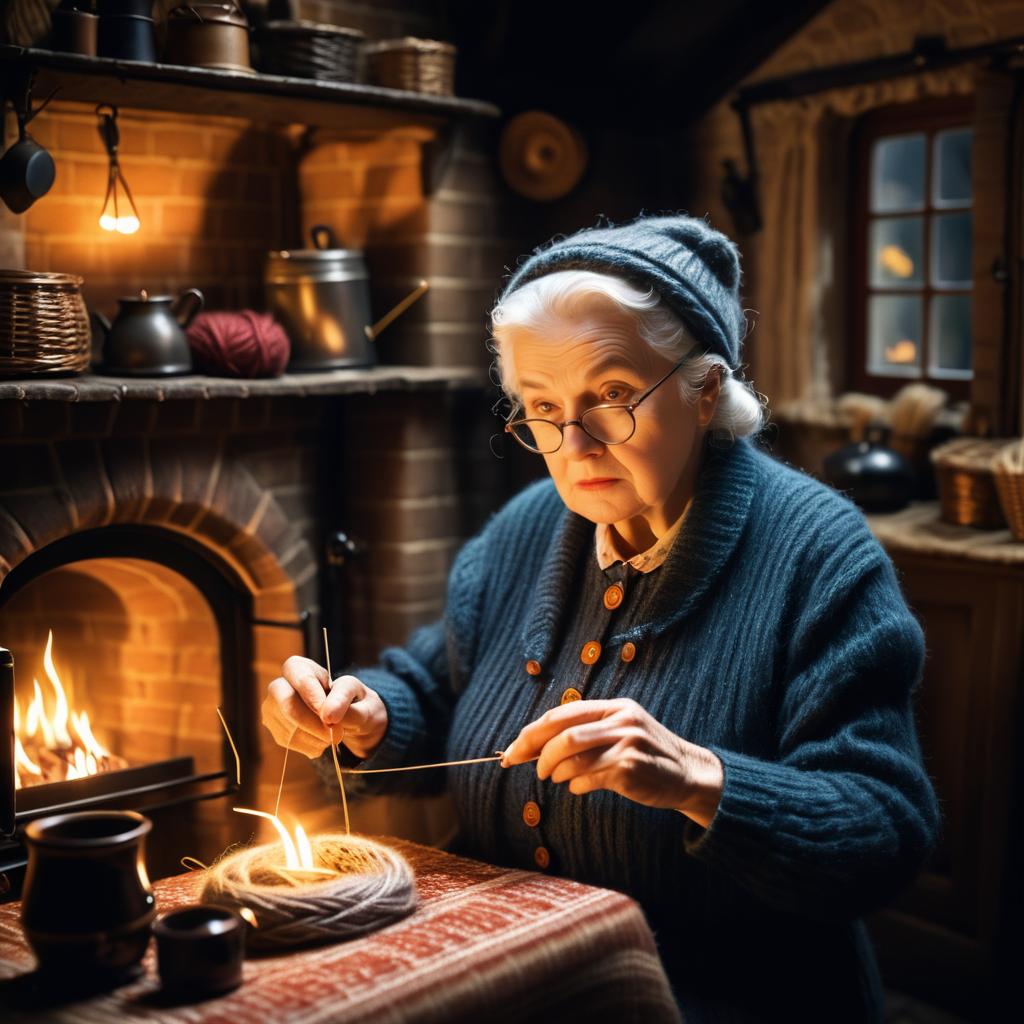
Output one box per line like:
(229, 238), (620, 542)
(265, 226), (375, 371)
(265, 226), (429, 372)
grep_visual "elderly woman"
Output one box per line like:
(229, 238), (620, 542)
(262, 215), (939, 1022)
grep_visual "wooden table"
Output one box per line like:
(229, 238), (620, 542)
(0, 840), (680, 1023)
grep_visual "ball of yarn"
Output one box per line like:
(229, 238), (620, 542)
(186, 311), (290, 378)
(200, 833), (418, 951)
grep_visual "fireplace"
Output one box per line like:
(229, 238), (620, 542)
(0, 523), (258, 887)
(0, 380), (510, 900)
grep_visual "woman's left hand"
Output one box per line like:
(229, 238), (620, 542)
(500, 698), (724, 827)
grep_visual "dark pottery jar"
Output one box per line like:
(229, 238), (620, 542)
(21, 811), (155, 986)
(154, 905), (245, 998)
(823, 425), (915, 514)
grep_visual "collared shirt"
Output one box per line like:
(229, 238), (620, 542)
(594, 500), (691, 573)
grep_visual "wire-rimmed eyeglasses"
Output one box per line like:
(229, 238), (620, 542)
(504, 347), (704, 455)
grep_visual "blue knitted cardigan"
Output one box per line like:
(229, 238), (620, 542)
(336, 435), (940, 1022)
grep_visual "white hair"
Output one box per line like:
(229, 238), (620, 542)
(488, 270), (766, 441)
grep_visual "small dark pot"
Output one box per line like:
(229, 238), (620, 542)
(0, 134), (56, 214)
(155, 905), (245, 998)
(51, 9), (99, 55)
(98, 14), (157, 61)
(823, 428), (915, 513)
(21, 811), (155, 986)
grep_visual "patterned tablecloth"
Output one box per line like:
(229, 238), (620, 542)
(0, 839), (680, 1023)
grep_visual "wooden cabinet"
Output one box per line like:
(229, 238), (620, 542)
(868, 548), (1024, 1018)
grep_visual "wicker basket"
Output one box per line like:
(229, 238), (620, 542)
(259, 21), (364, 82)
(363, 37), (456, 95)
(0, 270), (91, 378)
(992, 440), (1024, 541)
(930, 437), (1008, 529)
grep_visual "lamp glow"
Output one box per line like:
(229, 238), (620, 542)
(96, 104), (140, 236)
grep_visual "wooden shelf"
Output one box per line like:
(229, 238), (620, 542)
(0, 46), (500, 133)
(0, 364), (489, 402)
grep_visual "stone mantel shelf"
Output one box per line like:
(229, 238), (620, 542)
(0, 46), (500, 131)
(0, 365), (489, 402)
(866, 501), (1024, 566)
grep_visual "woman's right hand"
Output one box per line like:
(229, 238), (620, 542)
(261, 656), (389, 761)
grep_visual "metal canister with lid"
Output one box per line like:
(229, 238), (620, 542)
(164, 2), (253, 74)
(264, 226), (376, 371)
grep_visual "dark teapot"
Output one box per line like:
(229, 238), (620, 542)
(92, 288), (203, 376)
(823, 424), (915, 514)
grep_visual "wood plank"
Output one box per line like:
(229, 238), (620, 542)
(0, 46), (499, 134)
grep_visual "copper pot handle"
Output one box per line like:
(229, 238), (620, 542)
(364, 280), (429, 342)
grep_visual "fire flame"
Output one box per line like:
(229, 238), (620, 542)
(233, 807), (334, 876)
(14, 630), (123, 789)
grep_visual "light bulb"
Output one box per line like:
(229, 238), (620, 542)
(99, 212), (117, 232)
(116, 215), (140, 235)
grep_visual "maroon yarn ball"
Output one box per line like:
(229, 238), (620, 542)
(186, 311), (291, 378)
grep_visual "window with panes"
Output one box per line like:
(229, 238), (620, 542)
(850, 100), (974, 399)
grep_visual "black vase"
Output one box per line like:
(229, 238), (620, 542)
(823, 427), (915, 514)
(21, 811), (156, 987)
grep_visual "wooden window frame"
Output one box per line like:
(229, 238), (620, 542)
(849, 97), (975, 400)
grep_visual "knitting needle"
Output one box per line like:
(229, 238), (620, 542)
(343, 752), (539, 775)
(322, 627), (350, 835)
(316, 632), (539, 778)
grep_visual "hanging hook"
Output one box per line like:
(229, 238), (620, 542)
(96, 104), (121, 159)
(4, 71), (59, 141)
(23, 85), (60, 127)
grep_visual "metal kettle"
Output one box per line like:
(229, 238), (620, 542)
(92, 288), (204, 376)
(265, 225), (428, 372)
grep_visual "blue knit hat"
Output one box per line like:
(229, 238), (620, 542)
(500, 214), (746, 370)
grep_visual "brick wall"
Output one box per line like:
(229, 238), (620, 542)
(17, 104), (296, 321)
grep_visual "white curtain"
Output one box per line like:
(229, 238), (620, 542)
(744, 66), (976, 407)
